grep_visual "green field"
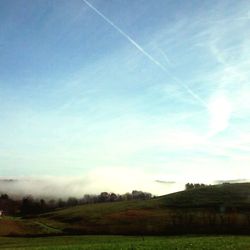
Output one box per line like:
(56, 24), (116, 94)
(0, 236), (250, 250)
(32, 183), (250, 235)
(0, 183), (250, 237)
(0, 185), (250, 249)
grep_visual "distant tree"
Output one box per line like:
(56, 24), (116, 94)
(0, 194), (9, 200)
(48, 199), (56, 209)
(185, 183), (194, 190)
(143, 192), (152, 200)
(83, 194), (98, 204)
(122, 192), (132, 201)
(57, 198), (66, 208)
(39, 199), (46, 212)
(0, 194), (19, 215)
(116, 194), (123, 201)
(99, 192), (110, 202)
(132, 190), (143, 199)
(132, 190), (152, 200)
(110, 193), (117, 202)
(185, 183), (207, 190)
(67, 197), (78, 207)
(20, 196), (38, 215)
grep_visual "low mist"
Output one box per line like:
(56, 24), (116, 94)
(0, 168), (184, 199)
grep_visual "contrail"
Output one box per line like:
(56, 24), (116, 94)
(82, 0), (166, 72)
(82, 0), (207, 107)
(157, 47), (172, 66)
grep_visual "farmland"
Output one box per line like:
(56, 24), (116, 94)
(0, 183), (250, 236)
(0, 183), (250, 249)
(33, 183), (250, 235)
(0, 235), (250, 250)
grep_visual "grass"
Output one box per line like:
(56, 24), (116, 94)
(0, 235), (250, 250)
(162, 183), (250, 207)
(34, 198), (170, 235)
(31, 183), (250, 235)
(1, 183), (250, 236)
(0, 216), (60, 236)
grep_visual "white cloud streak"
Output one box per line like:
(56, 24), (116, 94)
(82, 0), (207, 107)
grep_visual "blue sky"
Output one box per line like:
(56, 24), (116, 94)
(0, 0), (250, 195)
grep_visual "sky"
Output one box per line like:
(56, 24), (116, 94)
(0, 0), (250, 196)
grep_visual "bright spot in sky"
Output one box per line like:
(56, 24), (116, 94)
(208, 93), (232, 136)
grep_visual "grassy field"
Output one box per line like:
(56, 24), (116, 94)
(1, 183), (250, 236)
(33, 183), (250, 235)
(0, 216), (61, 236)
(162, 183), (250, 207)
(0, 235), (250, 250)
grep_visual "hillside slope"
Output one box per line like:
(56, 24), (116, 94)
(34, 183), (250, 235)
(0, 216), (60, 236)
(162, 183), (250, 208)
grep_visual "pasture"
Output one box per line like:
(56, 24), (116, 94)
(34, 183), (250, 235)
(0, 235), (250, 250)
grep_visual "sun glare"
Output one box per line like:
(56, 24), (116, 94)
(208, 93), (232, 135)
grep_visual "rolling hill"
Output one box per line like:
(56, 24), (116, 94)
(33, 183), (250, 235)
(163, 183), (250, 208)
(1, 183), (250, 236)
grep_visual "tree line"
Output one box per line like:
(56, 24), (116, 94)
(185, 183), (208, 190)
(0, 190), (152, 216)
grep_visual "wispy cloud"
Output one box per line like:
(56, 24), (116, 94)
(213, 179), (249, 184)
(155, 180), (176, 184)
(1, 0), (250, 190)
(82, 0), (206, 107)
